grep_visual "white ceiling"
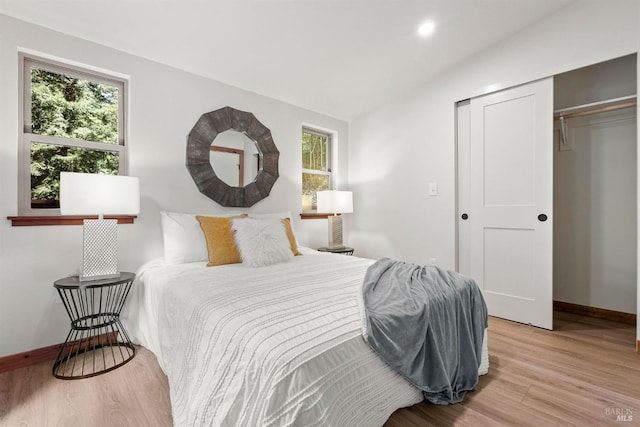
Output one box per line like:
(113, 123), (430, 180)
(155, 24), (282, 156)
(0, 0), (577, 120)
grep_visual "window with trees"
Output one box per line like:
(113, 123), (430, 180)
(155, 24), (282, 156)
(19, 56), (126, 215)
(301, 128), (332, 211)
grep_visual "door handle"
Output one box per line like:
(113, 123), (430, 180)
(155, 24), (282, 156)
(461, 213), (469, 220)
(538, 214), (548, 222)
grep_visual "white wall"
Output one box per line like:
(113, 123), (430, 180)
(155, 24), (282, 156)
(0, 14), (348, 358)
(347, 0), (639, 339)
(554, 55), (637, 109)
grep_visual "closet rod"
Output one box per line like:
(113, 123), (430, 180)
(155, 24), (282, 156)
(554, 95), (637, 120)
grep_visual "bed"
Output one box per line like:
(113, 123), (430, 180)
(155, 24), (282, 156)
(121, 212), (488, 426)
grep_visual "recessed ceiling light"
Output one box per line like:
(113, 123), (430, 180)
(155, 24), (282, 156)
(418, 21), (435, 37)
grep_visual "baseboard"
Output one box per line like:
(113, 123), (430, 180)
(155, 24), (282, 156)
(0, 342), (63, 374)
(554, 300), (636, 325)
(0, 332), (119, 374)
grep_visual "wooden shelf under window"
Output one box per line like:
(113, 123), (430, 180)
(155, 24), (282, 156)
(7, 215), (137, 226)
(300, 213), (335, 220)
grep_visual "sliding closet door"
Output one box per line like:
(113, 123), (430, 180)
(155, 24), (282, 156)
(467, 78), (553, 330)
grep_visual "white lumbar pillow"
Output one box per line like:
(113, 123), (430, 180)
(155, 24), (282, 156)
(232, 218), (294, 268)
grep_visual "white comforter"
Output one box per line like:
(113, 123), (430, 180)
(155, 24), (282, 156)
(122, 251), (485, 426)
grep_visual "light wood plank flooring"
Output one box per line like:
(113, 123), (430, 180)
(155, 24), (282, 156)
(1, 312), (638, 427)
(386, 312), (639, 426)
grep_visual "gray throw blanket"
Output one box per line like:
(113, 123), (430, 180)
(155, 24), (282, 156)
(363, 258), (487, 404)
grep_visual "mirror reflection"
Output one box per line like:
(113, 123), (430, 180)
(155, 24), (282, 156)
(209, 130), (261, 187)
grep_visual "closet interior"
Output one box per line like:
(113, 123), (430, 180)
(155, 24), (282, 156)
(553, 54), (638, 322)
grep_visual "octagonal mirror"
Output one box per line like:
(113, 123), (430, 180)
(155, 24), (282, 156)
(186, 107), (279, 207)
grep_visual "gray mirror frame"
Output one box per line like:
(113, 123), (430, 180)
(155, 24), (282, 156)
(186, 106), (279, 207)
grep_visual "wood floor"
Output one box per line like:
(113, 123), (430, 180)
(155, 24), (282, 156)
(385, 312), (639, 427)
(1, 312), (638, 427)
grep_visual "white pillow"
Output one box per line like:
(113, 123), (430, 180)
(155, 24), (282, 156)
(232, 218), (294, 268)
(249, 211), (299, 245)
(161, 211), (241, 265)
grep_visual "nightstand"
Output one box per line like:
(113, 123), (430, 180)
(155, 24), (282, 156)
(317, 246), (355, 256)
(53, 272), (136, 379)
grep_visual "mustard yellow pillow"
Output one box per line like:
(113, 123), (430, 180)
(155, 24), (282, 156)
(196, 214), (248, 266)
(281, 217), (301, 256)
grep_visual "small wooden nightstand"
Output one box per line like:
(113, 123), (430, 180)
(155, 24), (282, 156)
(53, 272), (136, 379)
(317, 246), (355, 256)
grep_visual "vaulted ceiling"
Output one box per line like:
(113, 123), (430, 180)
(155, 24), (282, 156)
(0, 0), (577, 120)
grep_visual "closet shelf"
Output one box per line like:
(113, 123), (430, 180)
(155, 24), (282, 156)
(554, 94), (637, 120)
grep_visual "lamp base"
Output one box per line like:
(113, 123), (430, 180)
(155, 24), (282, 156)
(327, 215), (345, 249)
(79, 272), (121, 282)
(80, 219), (119, 282)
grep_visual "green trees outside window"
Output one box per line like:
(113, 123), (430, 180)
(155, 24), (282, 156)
(302, 129), (331, 211)
(28, 67), (121, 209)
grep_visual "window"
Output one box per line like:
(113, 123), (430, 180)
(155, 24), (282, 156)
(301, 127), (332, 211)
(19, 56), (126, 215)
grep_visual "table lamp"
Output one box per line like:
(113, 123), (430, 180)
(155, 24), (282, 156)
(317, 190), (353, 249)
(59, 172), (140, 281)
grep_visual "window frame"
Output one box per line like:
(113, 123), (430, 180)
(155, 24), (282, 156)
(18, 54), (128, 216)
(301, 126), (333, 213)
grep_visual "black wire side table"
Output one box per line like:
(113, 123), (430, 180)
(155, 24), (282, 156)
(53, 272), (136, 379)
(317, 246), (355, 256)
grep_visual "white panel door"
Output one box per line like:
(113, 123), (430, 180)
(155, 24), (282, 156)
(467, 78), (553, 330)
(457, 100), (471, 274)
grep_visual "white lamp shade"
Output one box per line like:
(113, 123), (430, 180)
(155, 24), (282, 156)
(59, 172), (140, 215)
(317, 190), (353, 214)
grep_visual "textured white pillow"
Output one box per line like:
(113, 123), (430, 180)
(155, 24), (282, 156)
(232, 218), (294, 268)
(248, 211), (299, 246)
(161, 211), (241, 265)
